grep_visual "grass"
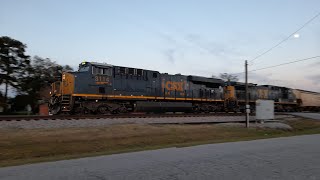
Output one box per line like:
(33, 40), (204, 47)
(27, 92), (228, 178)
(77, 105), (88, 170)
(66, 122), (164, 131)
(0, 117), (320, 167)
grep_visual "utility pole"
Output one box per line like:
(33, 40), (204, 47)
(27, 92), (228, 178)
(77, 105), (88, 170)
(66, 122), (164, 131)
(245, 60), (249, 128)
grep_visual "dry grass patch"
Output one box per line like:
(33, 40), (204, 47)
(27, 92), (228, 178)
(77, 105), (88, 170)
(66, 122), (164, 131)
(284, 118), (320, 133)
(0, 117), (320, 167)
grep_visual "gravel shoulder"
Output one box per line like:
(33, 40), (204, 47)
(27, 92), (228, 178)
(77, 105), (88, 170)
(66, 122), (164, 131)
(0, 115), (291, 130)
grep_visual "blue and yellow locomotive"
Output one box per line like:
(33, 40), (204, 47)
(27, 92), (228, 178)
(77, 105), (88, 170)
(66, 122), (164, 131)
(50, 61), (320, 114)
(49, 61), (227, 114)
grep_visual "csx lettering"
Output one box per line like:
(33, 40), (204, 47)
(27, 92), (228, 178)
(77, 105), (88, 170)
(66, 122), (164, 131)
(165, 81), (184, 92)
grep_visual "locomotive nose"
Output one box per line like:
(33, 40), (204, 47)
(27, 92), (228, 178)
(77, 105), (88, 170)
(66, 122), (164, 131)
(62, 72), (75, 95)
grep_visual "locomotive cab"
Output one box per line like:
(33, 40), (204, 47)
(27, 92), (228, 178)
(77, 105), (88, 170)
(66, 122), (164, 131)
(49, 61), (114, 115)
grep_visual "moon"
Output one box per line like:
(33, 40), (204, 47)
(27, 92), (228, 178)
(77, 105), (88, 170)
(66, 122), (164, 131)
(293, 34), (300, 38)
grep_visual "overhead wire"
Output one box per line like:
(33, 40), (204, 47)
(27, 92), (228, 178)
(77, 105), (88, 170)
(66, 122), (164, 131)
(249, 55), (320, 72)
(232, 55), (320, 75)
(248, 11), (320, 65)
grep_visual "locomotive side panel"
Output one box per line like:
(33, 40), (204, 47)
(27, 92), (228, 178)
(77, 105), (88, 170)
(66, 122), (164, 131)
(73, 72), (94, 94)
(73, 63), (114, 96)
(161, 74), (188, 99)
(112, 66), (151, 97)
(257, 85), (296, 103)
(186, 76), (224, 101)
(256, 87), (269, 100)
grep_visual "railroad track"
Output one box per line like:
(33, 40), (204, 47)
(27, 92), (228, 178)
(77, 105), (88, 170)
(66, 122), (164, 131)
(0, 112), (254, 121)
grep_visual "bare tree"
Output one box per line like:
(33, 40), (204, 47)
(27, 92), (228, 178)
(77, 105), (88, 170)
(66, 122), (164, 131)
(212, 73), (239, 82)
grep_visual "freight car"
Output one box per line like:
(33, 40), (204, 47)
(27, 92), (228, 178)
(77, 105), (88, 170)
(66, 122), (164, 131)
(49, 62), (227, 114)
(293, 89), (320, 111)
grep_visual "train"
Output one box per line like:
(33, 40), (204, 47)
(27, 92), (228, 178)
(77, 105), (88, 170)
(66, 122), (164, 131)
(48, 61), (320, 115)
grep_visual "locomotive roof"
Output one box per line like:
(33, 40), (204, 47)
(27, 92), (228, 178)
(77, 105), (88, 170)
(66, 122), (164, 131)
(229, 81), (257, 87)
(89, 62), (113, 67)
(259, 85), (290, 89)
(295, 89), (320, 94)
(188, 75), (224, 84)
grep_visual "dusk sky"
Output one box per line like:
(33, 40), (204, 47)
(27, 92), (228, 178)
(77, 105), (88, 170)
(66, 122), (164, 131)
(1, 0), (320, 92)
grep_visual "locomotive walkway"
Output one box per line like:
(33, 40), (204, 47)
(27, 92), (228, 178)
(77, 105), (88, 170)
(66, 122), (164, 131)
(0, 134), (319, 180)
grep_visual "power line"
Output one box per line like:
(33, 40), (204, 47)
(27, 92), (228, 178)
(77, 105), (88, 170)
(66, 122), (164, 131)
(233, 55), (320, 75)
(249, 11), (320, 65)
(250, 55), (320, 72)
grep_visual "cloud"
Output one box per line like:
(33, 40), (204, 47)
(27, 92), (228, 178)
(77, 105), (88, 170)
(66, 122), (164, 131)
(157, 32), (181, 46)
(163, 48), (176, 63)
(155, 31), (244, 67)
(239, 72), (298, 88)
(247, 72), (273, 84)
(307, 74), (320, 85)
(239, 72), (320, 92)
(184, 33), (242, 58)
(303, 60), (320, 69)
(309, 61), (320, 67)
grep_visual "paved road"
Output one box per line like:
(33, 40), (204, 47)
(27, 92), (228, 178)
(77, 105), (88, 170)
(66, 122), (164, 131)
(289, 113), (320, 120)
(1, 135), (320, 180)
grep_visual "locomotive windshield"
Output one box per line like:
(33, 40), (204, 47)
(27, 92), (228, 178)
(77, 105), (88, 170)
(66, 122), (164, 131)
(78, 62), (90, 72)
(79, 66), (89, 72)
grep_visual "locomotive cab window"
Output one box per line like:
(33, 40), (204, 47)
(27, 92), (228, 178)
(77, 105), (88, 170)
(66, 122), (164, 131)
(92, 66), (112, 75)
(137, 69), (143, 76)
(79, 62), (90, 72)
(128, 68), (134, 75)
(153, 72), (157, 78)
(92, 66), (98, 74)
(119, 67), (126, 74)
(79, 65), (90, 72)
(103, 68), (112, 76)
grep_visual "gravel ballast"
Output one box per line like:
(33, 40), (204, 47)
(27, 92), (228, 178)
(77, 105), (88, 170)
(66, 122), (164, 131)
(0, 115), (291, 130)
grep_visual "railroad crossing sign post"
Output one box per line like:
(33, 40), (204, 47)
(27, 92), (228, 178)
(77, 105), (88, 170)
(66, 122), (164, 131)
(245, 60), (249, 128)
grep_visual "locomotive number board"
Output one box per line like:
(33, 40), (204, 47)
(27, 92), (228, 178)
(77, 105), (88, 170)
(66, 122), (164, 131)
(95, 75), (111, 85)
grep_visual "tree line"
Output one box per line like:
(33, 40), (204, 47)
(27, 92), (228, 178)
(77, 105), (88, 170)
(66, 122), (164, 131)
(0, 36), (73, 114)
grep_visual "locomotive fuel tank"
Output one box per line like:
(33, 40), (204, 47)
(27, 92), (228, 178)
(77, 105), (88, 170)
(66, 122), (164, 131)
(135, 101), (193, 113)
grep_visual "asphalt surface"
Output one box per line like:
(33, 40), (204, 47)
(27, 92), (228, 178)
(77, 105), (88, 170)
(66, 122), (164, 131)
(1, 134), (320, 180)
(289, 112), (320, 120)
